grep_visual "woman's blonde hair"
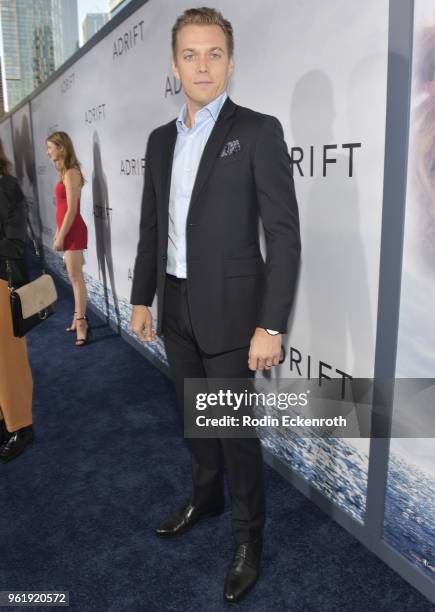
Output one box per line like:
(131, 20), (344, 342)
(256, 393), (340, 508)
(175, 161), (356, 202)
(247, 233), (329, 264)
(46, 131), (85, 186)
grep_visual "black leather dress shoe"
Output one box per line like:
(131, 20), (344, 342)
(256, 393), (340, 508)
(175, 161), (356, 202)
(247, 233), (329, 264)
(0, 425), (34, 463)
(154, 502), (224, 537)
(224, 539), (262, 603)
(0, 420), (11, 445)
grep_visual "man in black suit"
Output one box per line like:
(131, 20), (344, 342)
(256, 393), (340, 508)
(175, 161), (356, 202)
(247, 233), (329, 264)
(130, 7), (300, 603)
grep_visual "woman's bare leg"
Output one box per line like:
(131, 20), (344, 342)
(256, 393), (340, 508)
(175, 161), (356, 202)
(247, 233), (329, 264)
(64, 251), (88, 342)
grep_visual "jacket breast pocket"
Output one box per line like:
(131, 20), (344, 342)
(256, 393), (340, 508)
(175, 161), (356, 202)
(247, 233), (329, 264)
(224, 256), (264, 277)
(216, 150), (247, 166)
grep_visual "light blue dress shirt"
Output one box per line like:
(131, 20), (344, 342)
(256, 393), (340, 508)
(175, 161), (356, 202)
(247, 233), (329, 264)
(166, 90), (228, 278)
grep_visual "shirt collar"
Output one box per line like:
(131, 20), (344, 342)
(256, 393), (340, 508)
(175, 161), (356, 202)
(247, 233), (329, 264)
(176, 91), (228, 133)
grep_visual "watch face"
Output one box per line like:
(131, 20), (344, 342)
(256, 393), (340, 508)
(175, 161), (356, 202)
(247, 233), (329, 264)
(266, 329), (279, 335)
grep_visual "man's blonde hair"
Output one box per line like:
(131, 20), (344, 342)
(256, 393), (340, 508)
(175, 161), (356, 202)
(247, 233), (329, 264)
(172, 7), (234, 58)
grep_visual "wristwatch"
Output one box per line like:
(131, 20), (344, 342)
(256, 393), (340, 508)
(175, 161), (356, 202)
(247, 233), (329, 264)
(265, 329), (280, 336)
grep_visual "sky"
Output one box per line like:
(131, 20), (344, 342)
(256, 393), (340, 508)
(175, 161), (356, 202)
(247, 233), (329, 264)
(77, 0), (110, 46)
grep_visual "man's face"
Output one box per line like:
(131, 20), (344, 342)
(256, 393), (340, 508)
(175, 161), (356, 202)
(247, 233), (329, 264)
(172, 24), (234, 109)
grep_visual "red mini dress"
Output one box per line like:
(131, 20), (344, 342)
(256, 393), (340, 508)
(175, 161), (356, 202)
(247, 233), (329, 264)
(55, 181), (87, 251)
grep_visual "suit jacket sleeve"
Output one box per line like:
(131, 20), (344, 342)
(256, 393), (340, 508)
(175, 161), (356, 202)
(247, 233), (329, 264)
(0, 179), (27, 259)
(130, 133), (158, 306)
(253, 115), (301, 333)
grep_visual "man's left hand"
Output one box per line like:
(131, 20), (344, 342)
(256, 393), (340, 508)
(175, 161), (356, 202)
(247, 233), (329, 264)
(248, 328), (282, 371)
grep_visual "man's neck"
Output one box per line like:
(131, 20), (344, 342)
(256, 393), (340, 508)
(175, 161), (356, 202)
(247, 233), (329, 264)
(183, 91), (226, 129)
(184, 102), (202, 129)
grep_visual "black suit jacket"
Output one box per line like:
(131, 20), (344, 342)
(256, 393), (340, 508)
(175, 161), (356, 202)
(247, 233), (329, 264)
(0, 175), (27, 283)
(131, 97), (301, 354)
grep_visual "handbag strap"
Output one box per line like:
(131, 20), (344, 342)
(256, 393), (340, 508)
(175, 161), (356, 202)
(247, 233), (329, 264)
(0, 195), (13, 292)
(26, 215), (46, 274)
(5, 259), (14, 292)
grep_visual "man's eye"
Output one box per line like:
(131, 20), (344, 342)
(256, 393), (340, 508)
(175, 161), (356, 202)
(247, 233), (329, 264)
(210, 53), (222, 59)
(184, 54), (194, 61)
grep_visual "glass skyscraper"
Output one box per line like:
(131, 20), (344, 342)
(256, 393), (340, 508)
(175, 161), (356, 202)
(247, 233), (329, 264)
(82, 13), (109, 44)
(0, 0), (79, 111)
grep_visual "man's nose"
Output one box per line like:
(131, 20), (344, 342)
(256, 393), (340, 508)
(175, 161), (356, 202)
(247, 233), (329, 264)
(197, 57), (208, 72)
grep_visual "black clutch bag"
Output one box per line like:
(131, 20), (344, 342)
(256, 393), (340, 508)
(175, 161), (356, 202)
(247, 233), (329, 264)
(8, 266), (57, 337)
(1, 179), (58, 337)
(6, 231), (58, 338)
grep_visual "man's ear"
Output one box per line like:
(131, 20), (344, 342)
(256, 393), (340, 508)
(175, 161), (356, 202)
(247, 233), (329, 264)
(172, 58), (180, 81)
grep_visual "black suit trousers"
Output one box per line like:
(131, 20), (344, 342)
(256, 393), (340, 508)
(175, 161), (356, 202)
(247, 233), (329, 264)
(162, 274), (265, 544)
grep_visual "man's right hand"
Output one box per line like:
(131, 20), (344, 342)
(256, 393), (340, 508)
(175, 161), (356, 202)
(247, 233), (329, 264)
(130, 305), (156, 342)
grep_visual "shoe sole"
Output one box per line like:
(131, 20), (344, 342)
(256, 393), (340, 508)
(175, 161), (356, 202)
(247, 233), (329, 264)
(154, 508), (225, 538)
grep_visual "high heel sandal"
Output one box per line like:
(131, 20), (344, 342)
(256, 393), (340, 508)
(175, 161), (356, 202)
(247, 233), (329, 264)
(75, 316), (92, 346)
(66, 312), (77, 332)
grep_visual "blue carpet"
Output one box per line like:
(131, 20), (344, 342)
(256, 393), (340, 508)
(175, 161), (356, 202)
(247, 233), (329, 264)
(1, 268), (434, 611)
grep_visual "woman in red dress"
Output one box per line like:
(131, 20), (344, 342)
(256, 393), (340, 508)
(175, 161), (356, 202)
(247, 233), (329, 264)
(46, 131), (90, 346)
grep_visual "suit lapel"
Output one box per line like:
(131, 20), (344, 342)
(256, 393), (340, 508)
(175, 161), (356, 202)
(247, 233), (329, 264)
(187, 97), (237, 219)
(160, 97), (237, 229)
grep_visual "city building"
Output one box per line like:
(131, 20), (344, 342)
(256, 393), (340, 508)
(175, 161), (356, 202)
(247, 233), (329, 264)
(0, 0), (79, 111)
(82, 12), (109, 44)
(0, 57), (5, 117)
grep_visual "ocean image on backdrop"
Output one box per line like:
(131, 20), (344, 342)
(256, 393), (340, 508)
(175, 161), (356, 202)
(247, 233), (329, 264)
(384, 447), (435, 579)
(259, 428), (368, 523)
